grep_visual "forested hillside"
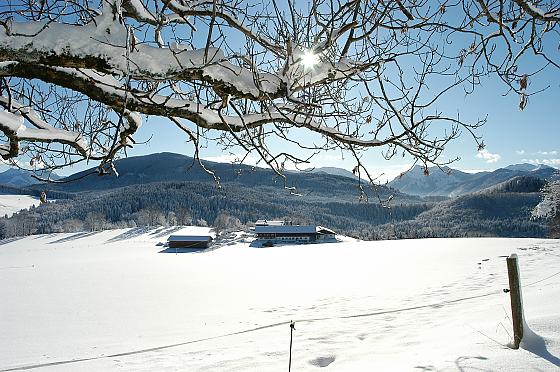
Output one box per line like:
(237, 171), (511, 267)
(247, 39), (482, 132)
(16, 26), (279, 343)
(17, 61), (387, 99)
(0, 155), (552, 240)
(365, 177), (548, 239)
(0, 181), (430, 239)
(28, 153), (418, 205)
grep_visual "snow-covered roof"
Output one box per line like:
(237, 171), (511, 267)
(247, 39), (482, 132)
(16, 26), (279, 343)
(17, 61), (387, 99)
(255, 220), (285, 226)
(167, 235), (213, 242)
(254, 225), (335, 235)
(317, 227), (336, 235)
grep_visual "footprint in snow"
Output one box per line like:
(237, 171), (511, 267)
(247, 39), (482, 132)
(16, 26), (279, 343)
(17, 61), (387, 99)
(309, 355), (336, 368)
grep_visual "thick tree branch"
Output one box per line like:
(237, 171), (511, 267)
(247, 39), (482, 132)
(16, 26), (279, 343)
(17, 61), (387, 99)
(0, 0), (556, 177)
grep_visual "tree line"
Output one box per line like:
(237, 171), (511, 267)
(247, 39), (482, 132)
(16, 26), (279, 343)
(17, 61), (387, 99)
(0, 176), (552, 240)
(0, 181), (429, 239)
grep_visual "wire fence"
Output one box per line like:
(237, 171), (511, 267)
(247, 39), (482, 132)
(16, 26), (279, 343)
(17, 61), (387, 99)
(524, 270), (560, 288)
(2, 263), (559, 371)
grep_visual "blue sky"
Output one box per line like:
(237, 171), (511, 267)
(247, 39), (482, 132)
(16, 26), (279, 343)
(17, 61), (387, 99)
(112, 70), (559, 183)
(2, 2), (559, 182)
(113, 6), (560, 183)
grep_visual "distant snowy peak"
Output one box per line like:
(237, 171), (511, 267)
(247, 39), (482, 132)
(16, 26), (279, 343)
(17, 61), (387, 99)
(388, 165), (471, 197)
(0, 168), (60, 187)
(503, 163), (553, 172)
(305, 167), (359, 179)
(532, 164), (556, 172)
(388, 163), (558, 197)
(404, 165), (467, 177)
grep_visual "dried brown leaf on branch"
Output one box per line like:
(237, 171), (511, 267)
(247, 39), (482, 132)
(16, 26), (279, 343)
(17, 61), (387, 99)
(519, 93), (528, 111)
(519, 74), (528, 91)
(0, 0), (556, 184)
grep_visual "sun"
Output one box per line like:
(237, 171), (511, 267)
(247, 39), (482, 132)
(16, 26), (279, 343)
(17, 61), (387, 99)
(301, 50), (320, 69)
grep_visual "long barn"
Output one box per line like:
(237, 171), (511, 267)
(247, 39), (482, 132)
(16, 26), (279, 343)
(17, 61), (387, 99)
(167, 234), (213, 248)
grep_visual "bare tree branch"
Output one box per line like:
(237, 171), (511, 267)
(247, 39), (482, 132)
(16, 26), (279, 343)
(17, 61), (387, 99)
(0, 0), (556, 180)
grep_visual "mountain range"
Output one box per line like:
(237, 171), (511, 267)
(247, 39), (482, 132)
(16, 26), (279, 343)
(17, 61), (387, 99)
(30, 152), (419, 204)
(1, 153), (557, 207)
(0, 153), (556, 239)
(386, 164), (558, 197)
(2, 154), (556, 200)
(0, 168), (60, 188)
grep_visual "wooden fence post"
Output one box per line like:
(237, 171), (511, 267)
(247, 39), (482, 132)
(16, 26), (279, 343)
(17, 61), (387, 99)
(506, 254), (524, 349)
(289, 321), (295, 372)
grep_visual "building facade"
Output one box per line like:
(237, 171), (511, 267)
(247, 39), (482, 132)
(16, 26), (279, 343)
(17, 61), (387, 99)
(254, 222), (336, 245)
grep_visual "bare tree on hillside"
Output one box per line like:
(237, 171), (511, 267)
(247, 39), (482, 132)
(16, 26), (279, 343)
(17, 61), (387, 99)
(4, 211), (37, 236)
(61, 218), (85, 233)
(213, 212), (241, 236)
(166, 211), (177, 226)
(0, 0), (558, 183)
(175, 206), (192, 226)
(84, 211), (106, 231)
(132, 207), (165, 226)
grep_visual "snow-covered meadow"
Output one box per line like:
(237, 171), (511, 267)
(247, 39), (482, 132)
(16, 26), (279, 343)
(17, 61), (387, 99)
(1, 229), (559, 371)
(0, 195), (39, 218)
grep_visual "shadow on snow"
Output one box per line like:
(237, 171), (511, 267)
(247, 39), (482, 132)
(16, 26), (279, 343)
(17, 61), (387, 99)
(521, 324), (560, 367)
(158, 247), (207, 254)
(48, 232), (100, 244)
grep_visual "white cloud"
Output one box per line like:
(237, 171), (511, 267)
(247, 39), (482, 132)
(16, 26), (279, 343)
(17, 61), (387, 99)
(535, 150), (558, 156)
(524, 158), (560, 167)
(461, 169), (489, 174)
(476, 149), (501, 163)
(369, 163), (414, 183)
(516, 150), (525, 155)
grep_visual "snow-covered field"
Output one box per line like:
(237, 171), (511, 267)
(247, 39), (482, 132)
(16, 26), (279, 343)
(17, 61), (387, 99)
(0, 195), (40, 218)
(1, 229), (559, 371)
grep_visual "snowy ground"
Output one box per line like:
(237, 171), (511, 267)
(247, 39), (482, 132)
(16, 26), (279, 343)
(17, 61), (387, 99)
(0, 195), (40, 218)
(1, 228), (559, 371)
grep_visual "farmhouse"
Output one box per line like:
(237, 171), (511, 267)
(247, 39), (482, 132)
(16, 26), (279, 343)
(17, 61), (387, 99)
(254, 221), (336, 244)
(167, 234), (213, 248)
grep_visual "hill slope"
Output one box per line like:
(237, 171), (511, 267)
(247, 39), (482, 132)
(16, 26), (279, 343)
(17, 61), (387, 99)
(0, 195), (40, 218)
(371, 176), (548, 239)
(38, 152), (419, 204)
(1, 231), (558, 371)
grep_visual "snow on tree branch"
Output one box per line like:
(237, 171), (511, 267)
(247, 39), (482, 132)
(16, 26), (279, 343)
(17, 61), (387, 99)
(513, 0), (560, 22)
(532, 179), (560, 219)
(0, 0), (557, 179)
(0, 96), (90, 159)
